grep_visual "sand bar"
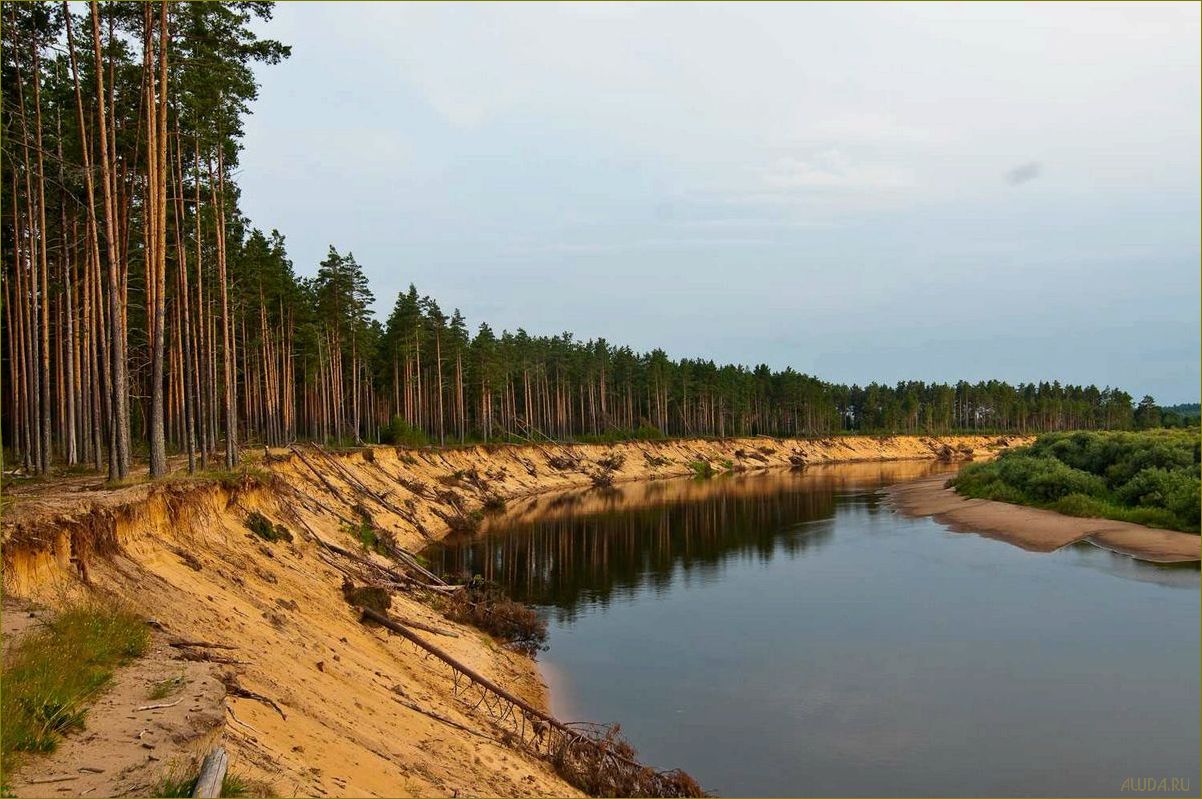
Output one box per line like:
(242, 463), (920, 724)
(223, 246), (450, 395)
(889, 474), (1200, 563)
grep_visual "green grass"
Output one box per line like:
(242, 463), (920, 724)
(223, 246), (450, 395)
(1, 602), (148, 772)
(342, 519), (400, 555)
(575, 425), (666, 444)
(951, 429), (1200, 533)
(688, 460), (715, 479)
(147, 674), (188, 701)
(156, 768), (275, 798)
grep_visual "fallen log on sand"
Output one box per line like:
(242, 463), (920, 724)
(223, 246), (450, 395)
(191, 747), (228, 798)
(358, 607), (704, 797)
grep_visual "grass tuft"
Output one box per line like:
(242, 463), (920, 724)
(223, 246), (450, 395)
(1, 601), (148, 772)
(156, 767), (276, 798)
(342, 519), (396, 555)
(148, 674), (188, 701)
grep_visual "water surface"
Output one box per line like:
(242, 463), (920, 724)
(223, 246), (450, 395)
(426, 462), (1200, 797)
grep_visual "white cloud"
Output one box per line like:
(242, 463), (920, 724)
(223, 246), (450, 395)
(238, 2), (1200, 399)
(763, 151), (917, 192)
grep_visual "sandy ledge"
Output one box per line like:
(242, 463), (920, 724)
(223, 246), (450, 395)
(888, 474), (1201, 564)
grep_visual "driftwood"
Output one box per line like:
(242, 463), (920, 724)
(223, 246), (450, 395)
(25, 776), (78, 785)
(312, 443), (424, 527)
(226, 705), (261, 734)
(390, 693), (492, 740)
(175, 649), (247, 665)
(277, 480), (359, 529)
(290, 446), (447, 586)
(169, 639), (238, 651)
(359, 606), (695, 790)
(222, 676), (286, 720)
(288, 445), (345, 498)
(136, 698), (184, 711)
(374, 611), (458, 638)
(279, 479), (448, 593)
(361, 607), (563, 729)
(191, 747), (229, 799)
(319, 534), (448, 591)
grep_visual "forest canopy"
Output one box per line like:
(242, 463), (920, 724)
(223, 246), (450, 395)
(0, 1), (1169, 479)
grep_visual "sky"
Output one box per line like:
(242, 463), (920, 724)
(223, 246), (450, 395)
(238, 1), (1201, 403)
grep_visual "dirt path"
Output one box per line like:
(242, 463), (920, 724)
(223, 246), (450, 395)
(4, 601), (227, 798)
(888, 474), (1201, 563)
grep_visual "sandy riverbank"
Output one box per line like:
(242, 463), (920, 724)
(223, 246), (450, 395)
(888, 474), (1201, 564)
(1, 434), (1018, 797)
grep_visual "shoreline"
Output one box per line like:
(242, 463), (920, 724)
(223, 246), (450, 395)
(887, 474), (1201, 564)
(0, 434), (1026, 798)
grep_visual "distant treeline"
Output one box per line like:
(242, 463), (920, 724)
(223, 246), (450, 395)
(1158, 404), (1202, 427)
(0, 2), (1160, 478)
(952, 429), (1201, 533)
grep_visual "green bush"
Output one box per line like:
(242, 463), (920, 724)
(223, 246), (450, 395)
(245, 511), (293, 543)
(342, 519), (395, 555)
(576, 425), (665, 444)
(379, 416), (428, 447)
(951, 429), (1200, 532)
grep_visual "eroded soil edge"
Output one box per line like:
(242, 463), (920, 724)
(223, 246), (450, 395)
(2, 435), (1016, 797)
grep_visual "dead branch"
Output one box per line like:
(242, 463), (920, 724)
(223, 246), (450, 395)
(169, 639), (238, 650)
(221, 676), (286, 720)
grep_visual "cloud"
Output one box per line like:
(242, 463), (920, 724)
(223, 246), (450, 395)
(1006, 162), (1043, 185)
(763, 151), (916, 192)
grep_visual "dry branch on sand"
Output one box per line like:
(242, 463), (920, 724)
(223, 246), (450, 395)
(357, 607), (704, 798)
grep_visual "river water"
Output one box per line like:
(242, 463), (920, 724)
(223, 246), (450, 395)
(425, 462), (1200, 797)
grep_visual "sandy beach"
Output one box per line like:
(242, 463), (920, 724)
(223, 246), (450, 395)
(888, 474), (1201, 564)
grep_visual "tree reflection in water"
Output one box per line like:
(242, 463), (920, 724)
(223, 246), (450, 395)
(425, 461), (955, 622)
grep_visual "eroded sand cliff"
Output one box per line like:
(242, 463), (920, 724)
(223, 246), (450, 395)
(1, 434), (1015, 797)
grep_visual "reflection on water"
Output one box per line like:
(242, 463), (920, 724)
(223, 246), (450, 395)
(423, 462), (1200, 797)
(428, 461), (950, 619)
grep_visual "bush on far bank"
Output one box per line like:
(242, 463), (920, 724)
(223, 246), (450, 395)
(951, 428), (1200, 533)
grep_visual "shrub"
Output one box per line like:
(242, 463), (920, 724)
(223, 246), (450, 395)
(441, 577), (547, 656)
(246, 512), (293, 543)
(688, 460), (714, 479)
(342, 519), (395, 555)
(481, 493), (508, 513)
(596, 452), (626, 471)
(575, 425), (665, 444)
(342, 579), (392, 615)
(379, 416), (428, 448)
(951, 429), (1200, 532)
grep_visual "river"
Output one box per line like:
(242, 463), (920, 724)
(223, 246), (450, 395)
(424, 461), (1200, 797)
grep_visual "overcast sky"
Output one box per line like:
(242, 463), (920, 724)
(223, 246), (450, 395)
(239, 2), (1201, 403)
